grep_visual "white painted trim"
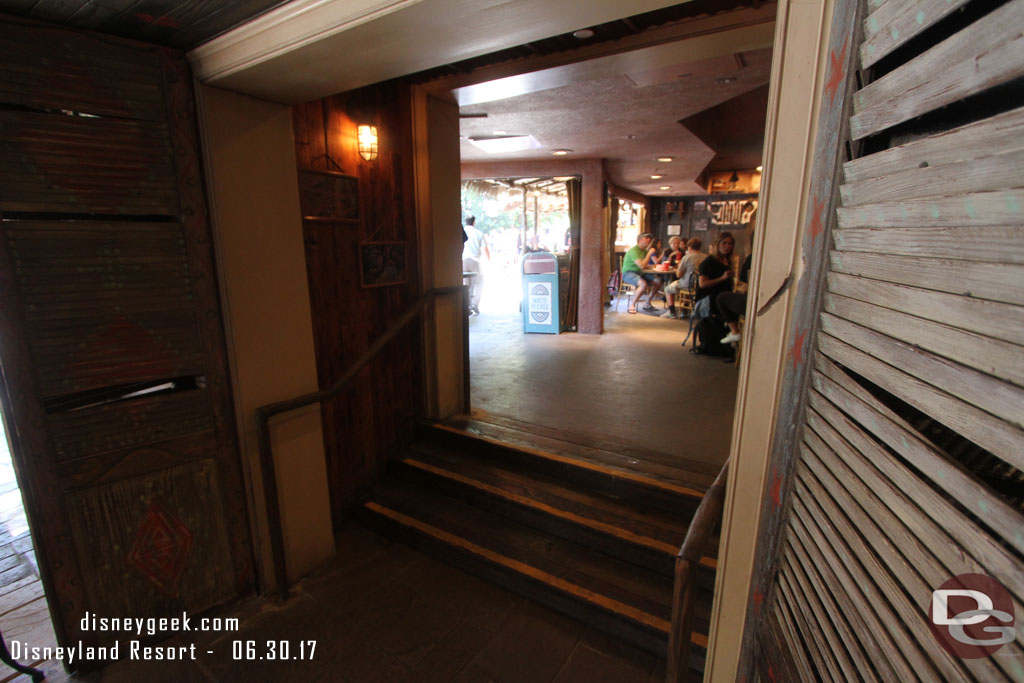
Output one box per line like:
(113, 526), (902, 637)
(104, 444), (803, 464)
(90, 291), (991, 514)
(189, 0), (422, 81)
(705, 0), (835, 679)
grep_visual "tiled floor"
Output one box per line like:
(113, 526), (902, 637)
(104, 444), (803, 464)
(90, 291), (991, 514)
(10, 524), (669, 683)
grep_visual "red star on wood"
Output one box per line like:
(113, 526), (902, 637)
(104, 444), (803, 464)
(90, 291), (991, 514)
(808, 196), (826, 245)
(790, 328), (808, 369)
(770, 468), (783, 507)
(753, 588), (765, 614)
(825, 37), (849, 104)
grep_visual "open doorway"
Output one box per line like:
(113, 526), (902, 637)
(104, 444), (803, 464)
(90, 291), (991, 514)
(448, 22), (772, 473)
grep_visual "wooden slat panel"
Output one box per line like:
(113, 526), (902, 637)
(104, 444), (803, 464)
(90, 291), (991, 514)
(792, 486), (939, 680)
(851, 0), (1024, 139)
(819, 313), (1024, 428)
(840, 148), (1024, 207)
(781, 548), (864, 681)
(837, 190), (1024, 229)
(843, 107), (1024, 183)
(818, 332), (1022, 464)
(813, 354), (1024, 556)
(772, 603), (817, 683)
(830, 250), (1024, 305)
(777, 572), (837, 681)
(832, 226), (1024, 264)
(861, 0), (971, 67)
(4, 220), (202, 396)
(0, 111), (178, 215)
(807, 391), (1024, 610)
(46, 391), (215, 461)
(0, 19), (166, 119)
(824, 292), (1024, 387)
(801, 430), (1015, 681)
(788, 514), (909, 682)
(797, 458), (970, 681)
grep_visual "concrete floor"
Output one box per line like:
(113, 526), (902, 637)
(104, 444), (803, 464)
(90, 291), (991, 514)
(468, 308), (739, 469)
(21, 524), (671, 683)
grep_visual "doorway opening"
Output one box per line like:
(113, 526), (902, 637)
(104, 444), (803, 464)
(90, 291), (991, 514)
(449, 36), (772, 475)
(0, 411), (58, 677)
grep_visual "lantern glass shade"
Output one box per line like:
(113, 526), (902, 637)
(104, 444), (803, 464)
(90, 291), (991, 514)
(358, 125), (378, 161)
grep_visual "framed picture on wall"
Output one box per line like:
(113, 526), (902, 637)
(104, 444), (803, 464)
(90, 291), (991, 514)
(693, 200), (706, 212)
(299, 169), (359, 221)
(360, 242), (407, 288)
(693, 217), (709, 232)
(667, 224), (682, 236)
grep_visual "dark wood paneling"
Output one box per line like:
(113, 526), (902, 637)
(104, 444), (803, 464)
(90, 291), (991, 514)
(2, 0), (288, 50)
(293, 82), (423, 525)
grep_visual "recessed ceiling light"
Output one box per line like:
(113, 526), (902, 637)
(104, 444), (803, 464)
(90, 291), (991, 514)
(625, 134), (636, 140)
(716, 76), (738, 85)
(573, 28), (595, 39)
(756, 165), (763, 172)
(650, 174), (663, 180)
(551, 149), (572, 156)
(657, 157), (673, 163)
(660, 186), (670, 191)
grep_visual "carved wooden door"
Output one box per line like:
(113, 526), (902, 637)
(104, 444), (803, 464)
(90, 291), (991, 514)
(0, 17), (253, 665)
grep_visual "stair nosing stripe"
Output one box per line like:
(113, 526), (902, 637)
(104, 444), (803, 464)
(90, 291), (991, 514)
(364, 500), (671, 633)
(405, 457), (706, 562)
(430, 424), (706, 499)
(404, 460), (718, 569)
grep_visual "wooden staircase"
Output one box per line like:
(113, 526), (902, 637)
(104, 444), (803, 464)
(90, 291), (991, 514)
(356, 417), (720, 676)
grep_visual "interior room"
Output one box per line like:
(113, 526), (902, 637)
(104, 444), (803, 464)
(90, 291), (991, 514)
(0, 0), (1020, 682)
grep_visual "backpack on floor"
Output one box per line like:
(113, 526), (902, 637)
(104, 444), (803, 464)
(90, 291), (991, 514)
(691, 316), (733, 357)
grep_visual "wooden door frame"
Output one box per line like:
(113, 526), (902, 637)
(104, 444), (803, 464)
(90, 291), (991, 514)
(705, 0), (847, 678)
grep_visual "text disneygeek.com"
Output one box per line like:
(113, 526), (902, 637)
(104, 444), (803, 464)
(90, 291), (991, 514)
(7, 611), (316, 664)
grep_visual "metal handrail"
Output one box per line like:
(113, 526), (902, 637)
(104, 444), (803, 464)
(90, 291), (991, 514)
(667, 459), (729, 683)
(255, 285), (466, 598)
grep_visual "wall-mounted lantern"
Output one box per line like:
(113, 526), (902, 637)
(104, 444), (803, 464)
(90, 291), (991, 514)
(358, 124), (378, 161)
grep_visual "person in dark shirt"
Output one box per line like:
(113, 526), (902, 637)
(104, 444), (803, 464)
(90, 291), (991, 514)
(696, 232), (735, 304)
(717, 253), (751, 344)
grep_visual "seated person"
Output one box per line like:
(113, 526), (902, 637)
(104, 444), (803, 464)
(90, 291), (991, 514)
(621, 232), (662, 313)
(696, 232), (735, 308)
(717, 252), (751, 344)
(662, 236), (683, 269)
(662, 237), (707, 319)
(649, 238), (664, 264)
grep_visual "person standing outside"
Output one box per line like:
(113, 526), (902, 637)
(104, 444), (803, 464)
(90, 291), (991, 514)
(462, 215), (489, 315)
(621, 232), (662, 314)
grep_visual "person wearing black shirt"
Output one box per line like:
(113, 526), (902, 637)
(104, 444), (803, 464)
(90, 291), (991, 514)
(696, 232), (735, 304)
(717, 253), (751, 344)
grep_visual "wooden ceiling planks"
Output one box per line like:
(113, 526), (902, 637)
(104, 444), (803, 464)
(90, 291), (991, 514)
(4, 0), (288, 50)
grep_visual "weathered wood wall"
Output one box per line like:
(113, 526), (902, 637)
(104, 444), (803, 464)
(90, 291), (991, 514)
(292, 82), (423, 524)
(743, 0), (1024, 679)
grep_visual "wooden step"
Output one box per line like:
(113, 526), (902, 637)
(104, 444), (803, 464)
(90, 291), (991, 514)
(419, 419), (711, 515)
(357, 479), (713, 658)
(392, 444), (718, 578)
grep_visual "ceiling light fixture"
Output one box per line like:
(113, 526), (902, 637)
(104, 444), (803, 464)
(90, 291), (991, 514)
(573, 28), (595, 39)
(468, 134), (542, 154)
(756, 165), (763, 172)
(729, 170), (740, 183)
(650, 174), (663, 180)
(660, 186), (671, 191)
(716, 76), (738, 85)
(551, 149), (572, 156)
(657, 157), (673, 163)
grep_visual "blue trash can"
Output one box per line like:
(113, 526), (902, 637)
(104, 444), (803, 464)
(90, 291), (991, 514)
(522, 252), (560, 334)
